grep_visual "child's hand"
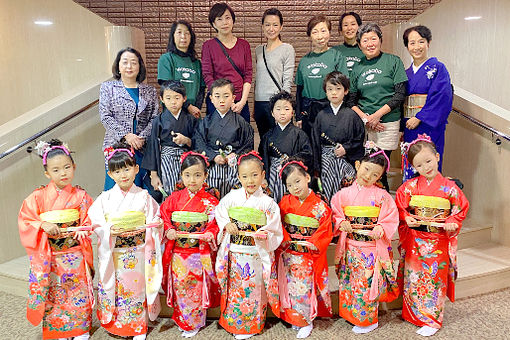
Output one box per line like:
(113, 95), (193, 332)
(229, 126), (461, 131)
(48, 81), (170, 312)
(42, 221), (61, 237)
(202, 232), (214, 242)
(370, 225), (384, 240)
(172, 133), (191, 147)
(225, 222), (239, 235)
(187, 104), (201, 118)
(296, 120), (303, 129)
(334, 145), (346, 158)
(150, 173), (163, 192)
(253, 230), (268, 240)
(339, 220), (353, 233)
(166, 229), (177, 240)
(73, 230), (90, 241)
(214, 155), (227, 165)
(405, 216), (421, 228)
(443, 222), (459, 232)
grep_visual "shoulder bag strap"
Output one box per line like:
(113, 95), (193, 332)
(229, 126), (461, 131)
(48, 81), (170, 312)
(214, 38), (244, 78)
(263, 45), (282, 92)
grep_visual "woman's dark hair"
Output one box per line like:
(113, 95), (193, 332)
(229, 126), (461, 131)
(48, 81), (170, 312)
(210, 78), (235, 94)
(408, 141), (437, 165)
(359, 148), (389, 174)
(160, 80), (187, 98)
(323, 71), (350, 92)
(280, 157), (309, 185)
(403, 25), (432, 47)
(269, 91), (295, 113)
(262, 8), (283, 25)
(167, 20), (197, 61)
(209, 2), (236, 30)
(41, 139), (74, 170)
(181, 154), (208, 173)
(338, 11), (362, 32)
(107, 139), (137, 172)
(112, 47), (146, 83)
(237, 150), (264, 170)
(357, 23), (383, 44)
(307, 15), (331, 36)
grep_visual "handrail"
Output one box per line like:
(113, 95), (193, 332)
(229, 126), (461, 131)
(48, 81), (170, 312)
(0, 99), (99, 160)
(451, 107), (510, 144)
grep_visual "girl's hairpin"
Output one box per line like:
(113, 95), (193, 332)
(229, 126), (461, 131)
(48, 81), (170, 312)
(105, 148), (134, 162)
(400, 133), (433, 156)
(369, 150), (390, 172)
(237, 150), (263, 165)
(36, 141), (71, 165)
(180, 151), (210, 167)
(279, 160), (308, 178)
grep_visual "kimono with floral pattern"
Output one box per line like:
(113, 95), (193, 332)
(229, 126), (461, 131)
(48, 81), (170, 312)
(277, 191), (333, 326)
(88, 184), (163, 337)
(215, 187), (283, 335)
(396, 173), (469, 329)
(331, 181), (399, 327)
(18, 181), (94, 339)
(160, 187), (221, 331)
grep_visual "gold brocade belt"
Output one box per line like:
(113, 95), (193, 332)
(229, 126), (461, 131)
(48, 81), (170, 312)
(404, 94), (427, 118)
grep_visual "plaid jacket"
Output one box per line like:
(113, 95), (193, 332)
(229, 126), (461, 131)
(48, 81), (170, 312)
(99, 80), (159, 149)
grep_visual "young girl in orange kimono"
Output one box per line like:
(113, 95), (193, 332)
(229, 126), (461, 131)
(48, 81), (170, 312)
(331, 143), (399, 334)
(396, 135), (469, 337)
(18, 139), (94, 340)
(277, 159), (333, 339)
(160, 152), (221, 338)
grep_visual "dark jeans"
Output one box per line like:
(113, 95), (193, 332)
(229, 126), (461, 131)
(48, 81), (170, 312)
(253, 101), (275, 138)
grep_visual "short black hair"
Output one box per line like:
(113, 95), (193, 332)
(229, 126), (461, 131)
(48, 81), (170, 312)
(323, 71), (350, 92)
(280, 157), (308, 185)
(112, 47), (146, 83)
(181, 154), (208, 173)
(262, 8), (283, 25)
(338, 12), (362, 32)
(160, 80), (187, 98)
(403, 25), (432, 47)
(357, 23), (383, 44)
(107, 139), (137, 172)
(41, 139), (74, 170)
(166, 20), (197, 61)
(210, 78), (235, 94)
(307, 15), (331, 37)
(269, 91), (295, 113)
(209, 3), (235, 31)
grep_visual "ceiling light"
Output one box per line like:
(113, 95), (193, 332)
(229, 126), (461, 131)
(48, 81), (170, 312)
(464, 16), (481, 21)
(34, 20), (53, 26)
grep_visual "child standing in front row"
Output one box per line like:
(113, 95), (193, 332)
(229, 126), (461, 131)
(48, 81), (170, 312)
(142, 80), (198, 200)
(396, 135), (469, 337)
(160, 152), (221, 338)
(277, 159), (333, 338)
(215, 151), (283, 339)
(19, 139), (94, 340)
(259, 91), (312, 203)
(88, 141), (163, 340)
(331, 143), (399, 334)
(194, 78), (254, 197)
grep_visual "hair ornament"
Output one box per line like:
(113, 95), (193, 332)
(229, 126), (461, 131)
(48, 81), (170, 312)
(237, 150), (262, 166)
(400, 133), (433, 174)
(36, 141), (71, 165)
(279, 160), (308, 178)
(369, 150), (390, 172)
(104, 147), (134, 162)
(180, 151), (210, 167)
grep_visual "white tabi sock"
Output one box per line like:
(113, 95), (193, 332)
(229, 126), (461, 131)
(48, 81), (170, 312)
(73, 332), (90, 340)
(133, 334), (147, 340)
(297, 323), (313, 338)
(234, 334), (254, 340)
(417, 326), (439, 337)
(182, 329), (200, 338)
(291, 325), (300, 331)
(352, 322), (379, 334)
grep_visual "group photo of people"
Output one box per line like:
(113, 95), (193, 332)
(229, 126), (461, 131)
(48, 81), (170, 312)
(18, 3), (469, 340)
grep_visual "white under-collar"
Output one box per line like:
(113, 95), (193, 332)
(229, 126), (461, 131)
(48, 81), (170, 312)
(217, 110), (228, 119)
(170, 109), (182, 120)
(412, 59), (428, 74)
(331, 102), (343, 115)
(278, 122), (290, 130)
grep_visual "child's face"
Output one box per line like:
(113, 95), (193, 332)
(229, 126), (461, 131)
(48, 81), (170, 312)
(412, 148), (440, 181)
(271, 99), (294, 125)
(355, 160), (384, 187)
(210, 85), (235, 114)
(108, 164), (139, 192)
(161, 89), (186, 115)
(44, 154), (76, 189)
(285, 169), (311, 201)
(325, 81), (348, 107)
(181, 163), (207, 193)
(238, 160), (265, 195)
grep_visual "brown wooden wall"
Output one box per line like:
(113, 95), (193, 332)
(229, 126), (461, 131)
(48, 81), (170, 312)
(74, 0), (441, 87)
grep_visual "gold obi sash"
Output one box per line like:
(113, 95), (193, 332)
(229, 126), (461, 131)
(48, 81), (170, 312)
(404, 94), (427, 118)
(40, 209), (80, 251)
(228, 207), (267, 246)
(409, 195), (450, 233)
(344, 206), (380, 242)
(283, 213), (319, 253)
(171, 211), (209, 248)
(107, 211), (146, 248)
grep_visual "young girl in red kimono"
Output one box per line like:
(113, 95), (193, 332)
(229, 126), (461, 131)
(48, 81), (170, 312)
(396, 135), (469, 337)
(331, 142), (399, 334)
(160, 152), (221, 338)
(18, 139), (94, 340)
(277, 159), (333, 339)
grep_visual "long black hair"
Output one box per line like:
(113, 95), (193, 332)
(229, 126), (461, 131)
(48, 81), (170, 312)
(166, 20), (197, 61)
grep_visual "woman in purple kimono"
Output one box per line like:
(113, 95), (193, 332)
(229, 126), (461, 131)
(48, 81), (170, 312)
(402, 26), (453, 181)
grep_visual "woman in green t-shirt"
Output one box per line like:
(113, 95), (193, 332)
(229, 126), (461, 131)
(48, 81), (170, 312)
(158, 20), (205, 118)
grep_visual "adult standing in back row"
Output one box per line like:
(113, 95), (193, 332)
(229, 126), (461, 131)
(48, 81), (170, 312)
(333, 12), (365, 77)
(202, 2), (253, 123)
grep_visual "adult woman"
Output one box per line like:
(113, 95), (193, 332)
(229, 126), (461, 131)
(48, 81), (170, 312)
(347, 23), (407, 190)
(334, 11), (365, 76)
(296, 15), (348, 137)
(254, 8), (295, 138)
(202, 2), (253, 122)
(99, 47), (158, 190)
(401, 25), (453, 181)
(158, 20), (205, 118)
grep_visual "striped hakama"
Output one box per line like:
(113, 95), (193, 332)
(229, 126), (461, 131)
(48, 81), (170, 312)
(208, 163), (240, 198)
(160, 146), (183, 194)
(320, 146), (355, 202)
(268, 157), (286, 203)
